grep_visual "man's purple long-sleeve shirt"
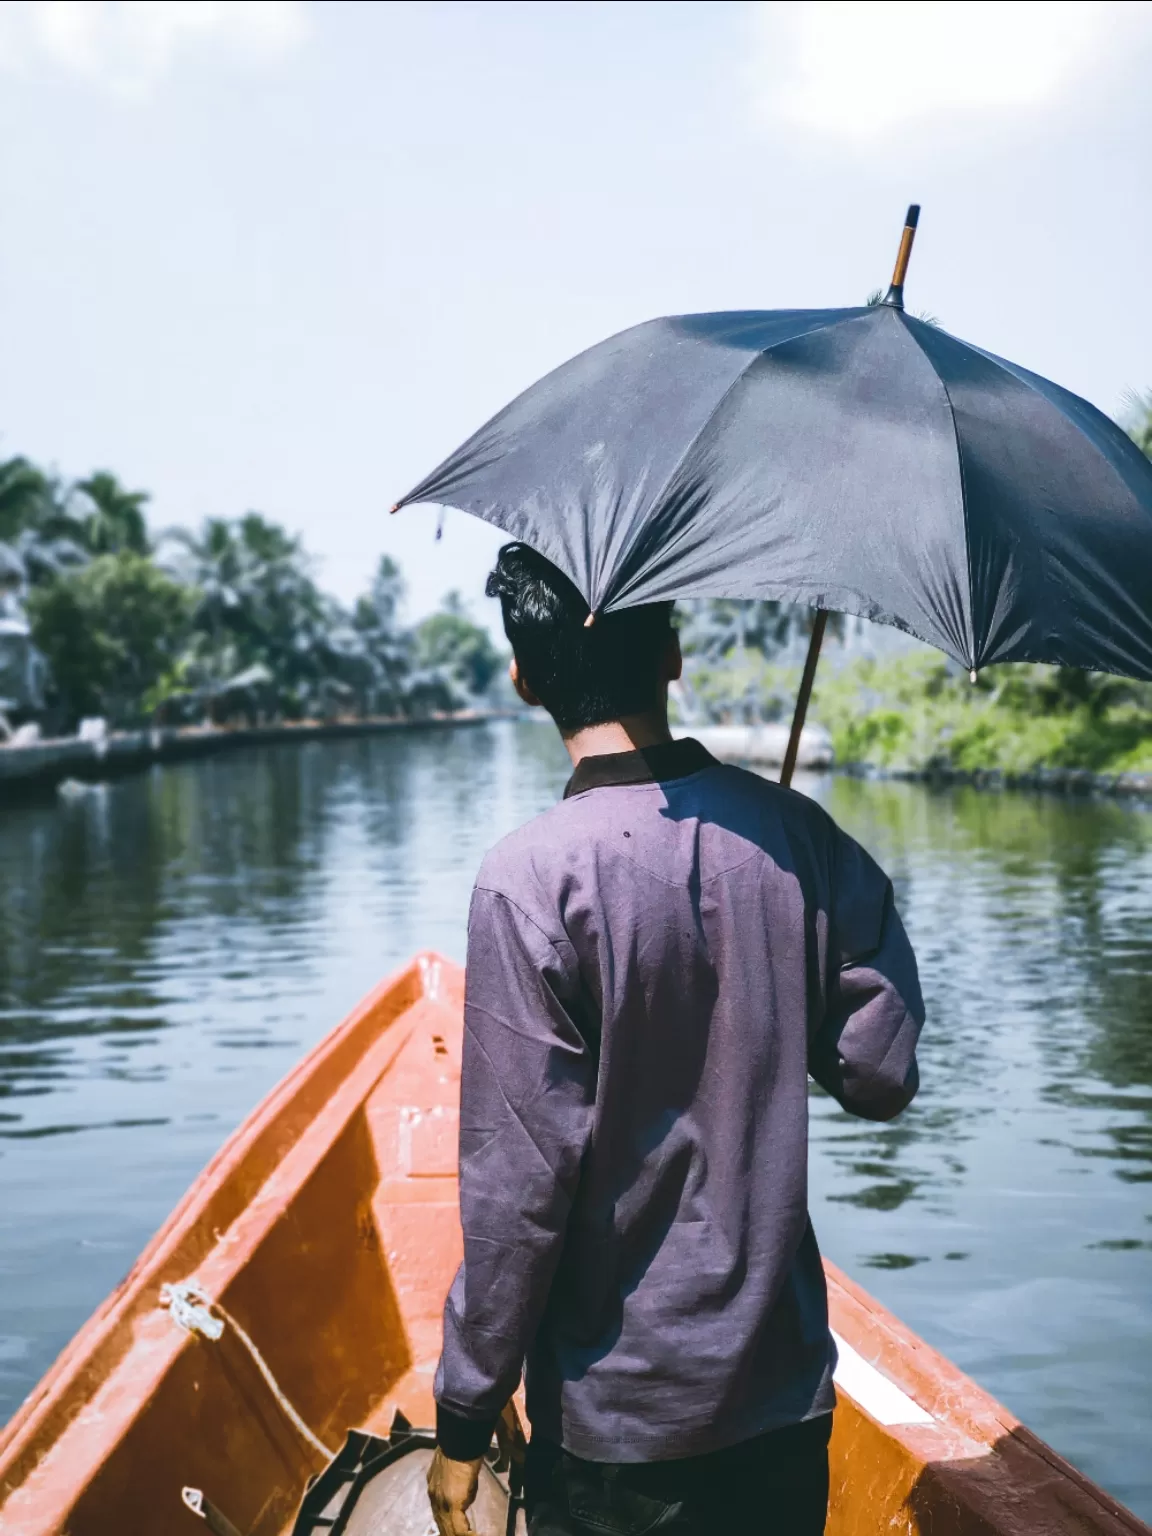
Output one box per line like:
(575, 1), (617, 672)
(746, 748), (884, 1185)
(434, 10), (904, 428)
(435, 739), (924, 1463)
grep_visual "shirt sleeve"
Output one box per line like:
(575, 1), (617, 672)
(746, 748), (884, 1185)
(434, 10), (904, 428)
(435, 884), (594, 1460)
(809, 827), (925, 1122)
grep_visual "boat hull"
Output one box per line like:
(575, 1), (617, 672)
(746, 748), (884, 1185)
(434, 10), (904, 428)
(0, 954), (1145, 1536)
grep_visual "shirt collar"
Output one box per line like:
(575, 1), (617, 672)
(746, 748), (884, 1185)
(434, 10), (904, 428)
(563, 737), (718, 800)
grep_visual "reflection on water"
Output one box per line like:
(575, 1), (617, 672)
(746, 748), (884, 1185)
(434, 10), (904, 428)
(0, 724), (1149, 1517)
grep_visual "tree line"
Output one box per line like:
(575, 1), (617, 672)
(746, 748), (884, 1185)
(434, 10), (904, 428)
(3, 387), (1149, 747)
(0, 457), (504, 733)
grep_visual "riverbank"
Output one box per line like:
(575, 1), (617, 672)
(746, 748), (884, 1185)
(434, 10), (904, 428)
(839, 759), (1152, 803)
(0, 712), (510, 799)
(808, 652), (1152, 802)
(5, 708), (1152, 808)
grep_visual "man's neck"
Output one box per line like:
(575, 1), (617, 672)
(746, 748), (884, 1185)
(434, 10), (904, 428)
(561, 713), (674, 769)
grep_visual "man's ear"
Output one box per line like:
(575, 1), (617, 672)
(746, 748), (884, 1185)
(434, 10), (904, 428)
(663, 629), (684, 684)
(510, 657), (542, 707)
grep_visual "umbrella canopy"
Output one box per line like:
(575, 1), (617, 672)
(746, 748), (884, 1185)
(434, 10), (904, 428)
(396, 300), (1152, 683)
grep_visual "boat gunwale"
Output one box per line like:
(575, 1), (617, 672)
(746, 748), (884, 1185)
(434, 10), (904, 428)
(827, 1262), (1147, 1531)
(0, 952), (447, 1506)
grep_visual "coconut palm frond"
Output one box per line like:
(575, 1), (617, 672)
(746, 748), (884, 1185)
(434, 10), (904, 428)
(865, 291), (938, 325)
(74, 470), (151, 556)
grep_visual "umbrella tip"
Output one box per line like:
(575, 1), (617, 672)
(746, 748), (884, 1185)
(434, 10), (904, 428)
(880, 203), (921, 310)
(969, 669), (978, 684)
(584, 611), (596, 629)
(389, 502), (401, 514)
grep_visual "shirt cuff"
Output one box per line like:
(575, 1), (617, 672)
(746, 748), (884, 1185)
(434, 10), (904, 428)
(436, 1404), (498, 1462)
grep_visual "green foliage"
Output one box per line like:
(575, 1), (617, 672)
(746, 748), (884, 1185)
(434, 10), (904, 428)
(10, 413), (1150, 756)
(5, 448), (513, 730)
(676, 598), (844, 723)
(164, 522), (506, 721)
(413, 592), (503, 701)
(865, 291), (938, 326)
(1124, 389), (1152, 461)
(352, 556), (413, 714)
(812, 654), (1152, 775)
(166, 512), (343, 716)
(74, 471), (151, 555)
(27, 553), (192, 726)
(679, 598), (801, 662)
(0, 457), (54, 544)
(0, 456), (87, 599)
(674, 648), (793, 726)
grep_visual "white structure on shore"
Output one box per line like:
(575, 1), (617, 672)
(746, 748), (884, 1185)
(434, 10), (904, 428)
(0, 616), (47, 729)
(674, 721), (834, 770)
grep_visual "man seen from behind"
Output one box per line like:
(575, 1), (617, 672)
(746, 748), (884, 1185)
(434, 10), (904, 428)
(427, 543), (925, 1536)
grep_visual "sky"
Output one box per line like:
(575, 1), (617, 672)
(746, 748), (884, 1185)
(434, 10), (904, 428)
(1, 0), (1150, 626)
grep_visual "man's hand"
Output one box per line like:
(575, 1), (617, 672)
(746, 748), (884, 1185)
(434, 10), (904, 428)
(427, 1447), (483, 1536)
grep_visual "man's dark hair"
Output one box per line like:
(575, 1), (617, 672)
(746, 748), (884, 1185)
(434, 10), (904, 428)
(486, 543), (674, 733)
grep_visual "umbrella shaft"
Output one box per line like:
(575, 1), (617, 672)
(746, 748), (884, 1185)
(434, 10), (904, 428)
(891, 217), (918, 289)
(780, 611), (828, 789)
(881, 203), (920, 309)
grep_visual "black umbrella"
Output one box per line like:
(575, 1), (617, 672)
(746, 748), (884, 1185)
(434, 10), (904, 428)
(394, 208), (1152, 783)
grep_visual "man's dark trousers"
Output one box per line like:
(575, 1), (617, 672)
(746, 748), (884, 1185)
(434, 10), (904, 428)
(524, 1413), (832, 1535)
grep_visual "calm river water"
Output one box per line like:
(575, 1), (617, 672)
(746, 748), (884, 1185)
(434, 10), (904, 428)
(1, 722), (1150, 1516)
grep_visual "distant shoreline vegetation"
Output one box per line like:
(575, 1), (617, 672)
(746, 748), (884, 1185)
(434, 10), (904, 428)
(0, 457), (507, 735)
(815, 653), (1152, 778)
(673, 623), (1152, 779)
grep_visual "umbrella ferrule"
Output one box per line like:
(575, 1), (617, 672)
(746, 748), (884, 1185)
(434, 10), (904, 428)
(880, 204), (920, 310)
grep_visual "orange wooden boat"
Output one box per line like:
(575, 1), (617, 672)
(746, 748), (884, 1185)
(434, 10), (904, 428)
(0, 953), (1146, 1536)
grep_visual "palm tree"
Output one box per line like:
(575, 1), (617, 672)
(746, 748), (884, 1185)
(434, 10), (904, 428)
(163, 517), (249, 647)
(352, 555), (413, 714)
(74, 471), (151, 555)
(0, 457), (52, 543)
(163, 512), (343, 717)
(0, 457), (87, 610)
(362, 555), (405, 630)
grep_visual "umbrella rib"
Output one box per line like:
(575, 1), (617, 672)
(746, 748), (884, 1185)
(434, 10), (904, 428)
(601, 312), (869, 613)
(601, 353), (761, 606)
(899, 319), (978, 671)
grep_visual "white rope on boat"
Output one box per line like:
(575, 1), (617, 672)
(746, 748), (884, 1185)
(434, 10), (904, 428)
(161, 1279), (335, 1459)
(163, 1280), (223, 1340)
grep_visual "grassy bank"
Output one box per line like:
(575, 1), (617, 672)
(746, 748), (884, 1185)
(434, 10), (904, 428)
(811, 653), (1152, 776)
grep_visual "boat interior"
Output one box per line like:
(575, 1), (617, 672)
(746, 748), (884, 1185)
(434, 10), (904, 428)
(0, 955), (1145, 1536)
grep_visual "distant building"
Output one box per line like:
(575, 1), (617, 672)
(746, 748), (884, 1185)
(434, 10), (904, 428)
(0, 616), (48, 721)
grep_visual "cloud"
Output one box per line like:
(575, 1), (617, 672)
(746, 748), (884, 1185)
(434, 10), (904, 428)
(0, 1), (309, 98)
(750, 1), (1152, 142)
